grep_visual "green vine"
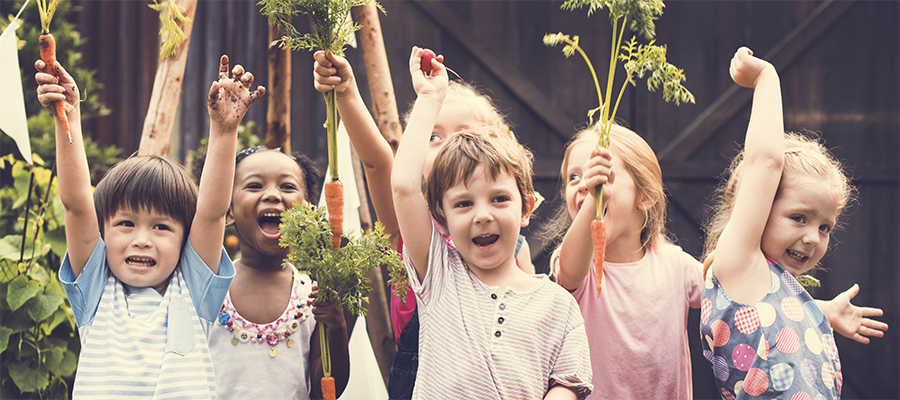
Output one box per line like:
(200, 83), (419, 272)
(544, 0), (694, 219)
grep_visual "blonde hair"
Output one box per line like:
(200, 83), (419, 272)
(427, 125), (534, 230)
(403, 80), (508, 130)
(542, 125), (670, 276)
(701, 131), (856, 274)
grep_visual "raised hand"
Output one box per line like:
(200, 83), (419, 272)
(729, 47), (775, 89)
(207, 55), (266, 134)
(408, 46), (447, 101)
(819, 284), (889, 344)
(313, 50), (354, 95)
(583, 146), (615, 199)
(35, 59), (79, 119)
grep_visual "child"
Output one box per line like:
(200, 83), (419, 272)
(700, 47), (887, 398)
(390, 46), (592, 399)
(312, 50), (534, 399)
(194, 145), (352, 399)
(545, 123), (704, 399)
(39, 55), (263, 398)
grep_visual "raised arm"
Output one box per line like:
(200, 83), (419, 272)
(391, 46), (447, 281)
(313, 51), (399, 247)
(557, 147), (613, 290)
(36, 60), (98, 277)
(191, 55), (266, 271)
(712, 47), (784, 301)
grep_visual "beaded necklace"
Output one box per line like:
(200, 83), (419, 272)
(215, 267), (313, 358)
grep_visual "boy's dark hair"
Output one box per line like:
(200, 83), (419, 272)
(427, 125), (534, 230)
(192, 146), (321, 205)
(94, 155), (198, 242)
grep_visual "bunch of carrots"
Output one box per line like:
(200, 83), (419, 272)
(36, 0), (71, 144)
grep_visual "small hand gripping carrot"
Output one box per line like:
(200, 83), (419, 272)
(591, 218), (606, 296)
(324, 180), (344, 249)
(38, 34), (71, 144)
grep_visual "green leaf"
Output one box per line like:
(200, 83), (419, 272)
(0, 236), (22, 261)
(28, 266), (52, 287)
(7, 359), (49, 393)
(4, 308), (37, 333)
(1, 259), (18, 284)
(44, 225), (67, 259)
(7, 275), (42, 311)
(55, 350), (77, 377)
(43, 346), (65, 373)
(0, 326), (12, 353)
(27, 288), (63, 322)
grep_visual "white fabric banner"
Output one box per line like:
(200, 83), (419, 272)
(0, 20), (33, 164)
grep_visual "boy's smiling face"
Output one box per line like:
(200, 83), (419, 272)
(104, 207), (185, 293)
(441, 165), (531, 275)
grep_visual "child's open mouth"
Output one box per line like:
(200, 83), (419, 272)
(259, 212), (282, 236)
(787, 249), (808, 263)
(472, 234), (499, 247)
(126, 256), (156, 267)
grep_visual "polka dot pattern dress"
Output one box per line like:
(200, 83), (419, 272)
(700, 258), (841, 399)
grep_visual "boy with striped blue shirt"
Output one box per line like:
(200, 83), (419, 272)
(37, 55), (264, 399)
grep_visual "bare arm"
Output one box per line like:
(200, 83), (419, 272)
(712, 47), (784, 302)
(391, 46), (447, 282)
(313, 51), (399, 247)
(191, 55), (266, 272)
(557, 147), (613, 290)
(36, 60), (98, 277)
(544, 386), (577, 400)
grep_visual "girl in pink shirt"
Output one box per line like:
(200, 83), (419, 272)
(545, 125), (703, 399)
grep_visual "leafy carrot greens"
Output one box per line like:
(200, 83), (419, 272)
(148, 0), (192, 59)
(545, 0), (694, 295)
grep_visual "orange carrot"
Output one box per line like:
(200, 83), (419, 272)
(324, 180), (344, 249)
(38, 33), (72, 144)
(591, 218), (606, 297)
(321, 376), (336, 400)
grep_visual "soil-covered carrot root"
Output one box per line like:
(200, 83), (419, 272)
(324, 180), (344, 249)
(591, 218), (606, 297)
(321, 376), (336, 400)
(39, 33), (72, 144)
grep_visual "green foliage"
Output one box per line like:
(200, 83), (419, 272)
(279, 202), (406, 316)
(148, 0), (191, 59)
(545, 0), (693, 218)
(258, 0), (381, 56)
(0, 156), (79, 400)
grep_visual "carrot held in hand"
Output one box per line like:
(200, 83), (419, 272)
(37, 0), (71, 143)
(324, 180), (344, 249)
(591, 218), (606, 296)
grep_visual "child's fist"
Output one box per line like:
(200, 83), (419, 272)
(729, 47), (775, 89)
(583, 146), (615, 198)
(313, 51), (354, 95)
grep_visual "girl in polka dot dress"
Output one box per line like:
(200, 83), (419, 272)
(699, 47), (888, 399)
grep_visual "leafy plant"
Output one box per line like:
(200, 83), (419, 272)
(147, 0), (192, 59)
(279, 201), (406, 316)
(0, 155), (79, 400)
(544, 0), (694, 219)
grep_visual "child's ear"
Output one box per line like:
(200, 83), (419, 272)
(225, 206), (235, 227)
(637, 191), (658, 211)
(520, 195), (536, 227)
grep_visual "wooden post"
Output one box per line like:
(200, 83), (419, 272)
(267, 21), (291, 152)
(138, 0), (197, 157)
(352, 3), (402, 385)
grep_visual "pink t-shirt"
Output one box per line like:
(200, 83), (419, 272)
(565, 243), (702, 400)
